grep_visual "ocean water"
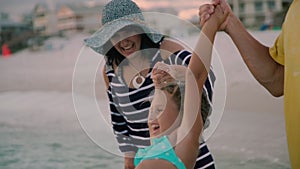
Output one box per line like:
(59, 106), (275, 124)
(0, 91), (290, 169)
(0, 91), (123, 169)
(0, 127), (122, 169)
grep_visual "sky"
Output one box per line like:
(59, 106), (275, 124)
(0, 0), (212, 21)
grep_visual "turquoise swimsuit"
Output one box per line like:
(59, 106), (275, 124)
(134, 136), (186, 169)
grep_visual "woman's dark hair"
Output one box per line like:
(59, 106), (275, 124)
(103, 26), (162, 68)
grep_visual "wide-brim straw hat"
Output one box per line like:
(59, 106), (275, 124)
(84, 0), (163, 55)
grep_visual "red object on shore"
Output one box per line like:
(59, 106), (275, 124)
(2, 44), (11, 58)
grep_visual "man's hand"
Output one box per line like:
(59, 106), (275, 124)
(199, 0), (231, 31)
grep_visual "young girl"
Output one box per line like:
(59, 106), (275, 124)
(134, 4), (228, 169)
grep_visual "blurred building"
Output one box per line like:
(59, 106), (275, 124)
(56, 3), (103, 36)
(0, 12), (33, 54)
(143, 7), (180, 36)
(227, 0), (292, 29)
(32, 3), (57, 37)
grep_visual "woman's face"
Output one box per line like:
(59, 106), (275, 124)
(110, 27), (142, 57)
(148, 89), (180, 138)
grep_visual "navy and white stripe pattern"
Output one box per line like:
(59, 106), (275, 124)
(106, 50), (215, 168)
(195, 142), (215, 169)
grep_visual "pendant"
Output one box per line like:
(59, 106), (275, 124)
(132, 74), (145, 89)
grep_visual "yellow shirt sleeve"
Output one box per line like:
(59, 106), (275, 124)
(269, 30), (285, 66)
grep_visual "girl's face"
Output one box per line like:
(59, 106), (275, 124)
(148, 89), (180, 138)
(110, 27), (142, 57)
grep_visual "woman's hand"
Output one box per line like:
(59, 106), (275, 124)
(151, 62), (187, 88)
(124, 153), (135, 169)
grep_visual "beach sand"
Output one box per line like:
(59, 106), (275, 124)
(0, 31), (289, 168)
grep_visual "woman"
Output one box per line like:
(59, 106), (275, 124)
(84, 0), (216, 168)
(134, 4), (227, 169)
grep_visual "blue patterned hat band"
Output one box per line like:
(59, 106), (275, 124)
(84, 0), (163, 55)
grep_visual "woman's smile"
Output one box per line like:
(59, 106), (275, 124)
(119, 40), (136, 56)
(110, 28), (142, 57)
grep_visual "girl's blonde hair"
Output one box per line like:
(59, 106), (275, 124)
(160, 82), (211, 129)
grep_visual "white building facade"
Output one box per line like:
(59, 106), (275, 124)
(227, 0), (292, 28)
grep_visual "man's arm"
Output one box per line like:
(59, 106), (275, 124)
(199, 0), (284, 97)
(225, 13), (284, 97)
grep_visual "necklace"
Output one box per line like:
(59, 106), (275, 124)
(128, 62), (146, 89)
